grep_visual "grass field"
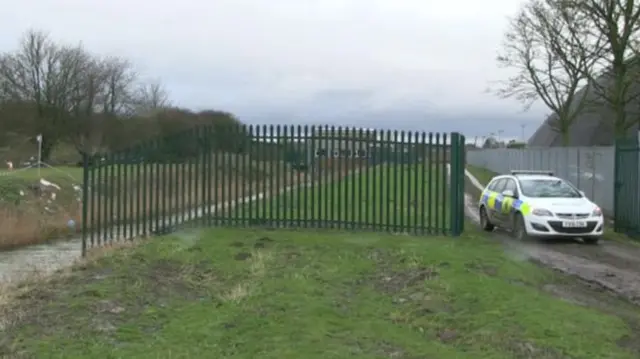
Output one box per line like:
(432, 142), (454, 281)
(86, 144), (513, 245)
(1, 227), (639, 358)
(233, 164), (452, 233)
(2, 164), (638, 358)
(466, 165), (497, 187)
(0, 166), (82, 182)
(0, 155), (308, 251)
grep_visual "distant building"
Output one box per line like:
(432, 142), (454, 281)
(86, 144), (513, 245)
(311, 127), (376, 158)
(528, 63), (640, 146)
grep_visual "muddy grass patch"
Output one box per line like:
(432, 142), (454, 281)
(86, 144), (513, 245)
(355, 244), (638, 357)
(617, 319), (640, 354)
(464, 260), (499, 276)
(0, 244), (233, 356)
(373, 267), (439, 294)
(540, 278), (640, 356)
(1, 228), (639, 358)
(504, 340), (566, 359)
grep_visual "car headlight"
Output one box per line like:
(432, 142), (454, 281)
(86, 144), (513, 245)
(532, 208), (553, 216)
(592, 207), (602, 217)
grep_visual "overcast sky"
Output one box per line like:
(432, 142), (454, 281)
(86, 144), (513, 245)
(1, 0), (546, 140)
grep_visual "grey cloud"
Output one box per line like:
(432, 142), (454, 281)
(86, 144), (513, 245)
(1, 0), (542, 135)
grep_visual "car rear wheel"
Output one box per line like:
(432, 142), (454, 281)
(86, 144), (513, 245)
(512, 213), (529, 241)
(479, 206), (495, 231)
(583, 236), (600, 245)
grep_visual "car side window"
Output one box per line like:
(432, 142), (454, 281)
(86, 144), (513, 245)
(503, 179), (518, 195)
(487, 179), (499, 191)
(488, 178), (506, 192)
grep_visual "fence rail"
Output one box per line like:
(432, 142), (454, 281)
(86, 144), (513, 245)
(81, 125), (466, 254)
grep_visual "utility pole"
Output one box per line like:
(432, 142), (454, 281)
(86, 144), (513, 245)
(520, 124), (526, 142)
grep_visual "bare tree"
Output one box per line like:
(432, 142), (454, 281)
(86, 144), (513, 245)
(494, 0), (601, 145)
(0, 29), (144, 159)
(565, 0), (640, 137)
(0, 29), (77, 160)
(0, 29), (204, 160)
(65, 50), (111, 154)
(133, 79), (171, 114)
(101, 56), (137, 116)
(70, 55), (139, 153)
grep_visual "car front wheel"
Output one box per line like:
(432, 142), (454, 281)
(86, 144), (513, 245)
(512, 213), (529, 241)
(480, 206), (495, 231)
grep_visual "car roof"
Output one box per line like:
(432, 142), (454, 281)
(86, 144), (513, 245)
(490, 174), (563, 182)
(514, 174), (562, 181)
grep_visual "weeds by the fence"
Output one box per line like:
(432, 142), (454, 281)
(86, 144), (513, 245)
(0, 168), (81, 250)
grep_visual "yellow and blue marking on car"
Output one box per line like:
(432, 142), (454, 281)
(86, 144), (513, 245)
(480, 190), (531, 215)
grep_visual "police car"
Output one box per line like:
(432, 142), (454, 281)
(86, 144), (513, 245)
(478, 170), (604, 244)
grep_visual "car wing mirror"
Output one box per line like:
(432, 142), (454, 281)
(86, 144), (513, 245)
(502, 189), (515, 198)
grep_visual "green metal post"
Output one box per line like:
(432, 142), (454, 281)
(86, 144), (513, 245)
(142, 146), (149, 236)
(115, 151), (122, 239)
(440, 133), (447, 235)
(108, 154), (115, 240)
(427, 133), (433, 234)
(102, 154), (110, 243)
(399, 130), (406, 232)
(96, 156), (103, 245)
(81, 151), (89, 257)
(308, 125), (315, 228)
(296, 125), (303, 228)
(206, 126), (213, 226)
(449, 132), (459, 236)
(459, 134), (466, 234)
(247, 125), (254, 226)
(135, 146), (142, 237)
(614, 138), (621, 232)
(89, 154), (96, 246)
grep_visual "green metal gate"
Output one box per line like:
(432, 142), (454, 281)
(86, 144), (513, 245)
(81, 125), (466, 254)
(614, 137), (640, 236)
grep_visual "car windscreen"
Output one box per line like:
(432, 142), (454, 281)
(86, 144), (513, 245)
(518, 178), (582, 198)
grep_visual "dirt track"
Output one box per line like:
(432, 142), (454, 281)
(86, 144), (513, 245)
(464, 172), (640, 307)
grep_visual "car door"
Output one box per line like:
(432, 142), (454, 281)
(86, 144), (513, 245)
(497, 179), (518, 227)
(486, 179), (507, 224)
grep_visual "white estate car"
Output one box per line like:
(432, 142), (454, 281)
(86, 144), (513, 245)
(478, 170), (604, 244)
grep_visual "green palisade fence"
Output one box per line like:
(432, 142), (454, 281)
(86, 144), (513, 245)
(614, 137), (640, 236)
(81, 125), (466, 255)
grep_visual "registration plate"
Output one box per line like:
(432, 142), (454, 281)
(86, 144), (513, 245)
(562, 221), (587, 228)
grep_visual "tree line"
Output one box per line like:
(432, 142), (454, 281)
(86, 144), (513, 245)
(0, 29), (245, 163)
(495, 0), (640, 146)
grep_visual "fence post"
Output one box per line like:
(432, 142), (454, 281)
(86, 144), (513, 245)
(458, 134), (466, 234)
(81, 151), (89, 257)
(449, 132), (463, 236)
(613, 137), (640, 235)
(613, 138), (621, 233)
